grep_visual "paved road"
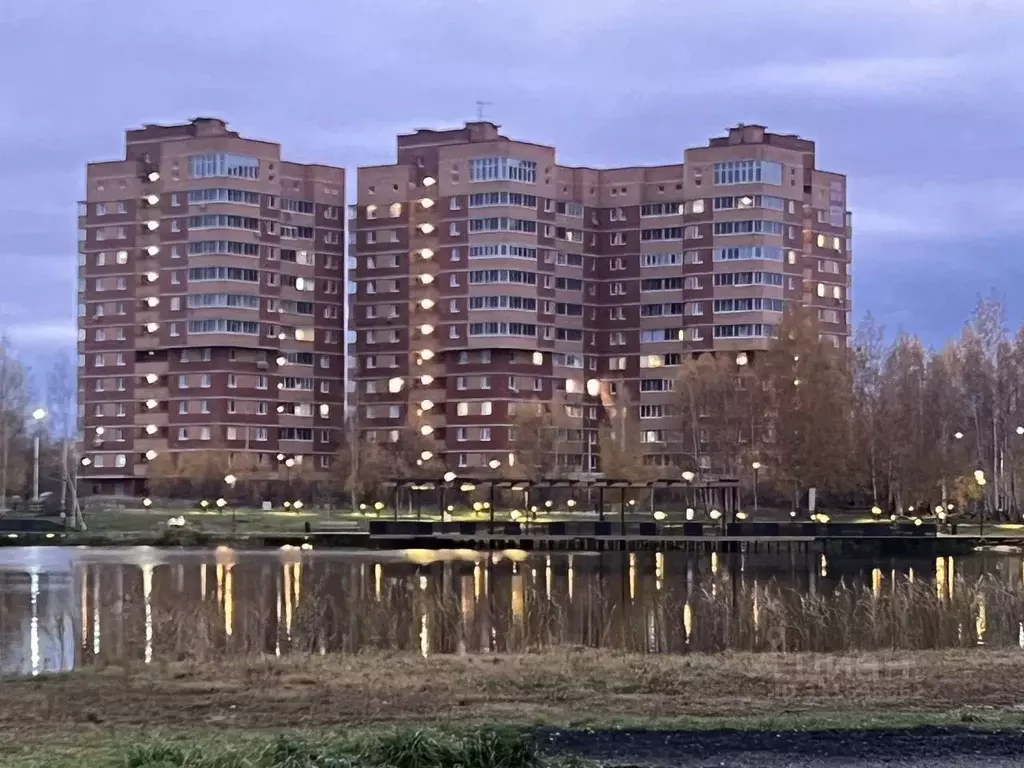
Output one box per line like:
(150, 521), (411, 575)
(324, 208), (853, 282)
(541, 727), (1024, 767)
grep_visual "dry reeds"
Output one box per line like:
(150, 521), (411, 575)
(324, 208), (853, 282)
(52, 571), (1023, 671)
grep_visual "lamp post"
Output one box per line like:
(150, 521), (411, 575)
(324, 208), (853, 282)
(682, 470), (695, 514)
(224, 474), (237, 532)
(974, 469), (987, 536)
(30, 408), (46, 502)
(487, 459), (501, 533)
(751, 461), (761, 514)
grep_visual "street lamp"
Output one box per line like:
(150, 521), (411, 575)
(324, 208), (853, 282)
(751, 461), (761, 513)
(224, 474), (238, 531)
(30, 408), (46, 501)
(974, 469), (987, 535)
(681, 470), (695, 513)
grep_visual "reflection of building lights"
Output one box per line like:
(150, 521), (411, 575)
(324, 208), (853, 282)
(145, 450), (158, 460)
(420, 425), (434, 436)
(421, 450), (433, 461)
(736, 352), (749, 366)
(419, 324), (434, 335)
(443, 471), (457, 483)
(420, 399), (434, 410)
(420, 248), (434, 259)
(586, 378), (600, 397)
(419, 349), (435, 361)
(422, 176), (436, 187)
(388, 377), (404, 393)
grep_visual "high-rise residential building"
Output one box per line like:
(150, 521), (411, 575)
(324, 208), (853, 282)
(349, 121), (851, 475)
(78, 117), (346, 495)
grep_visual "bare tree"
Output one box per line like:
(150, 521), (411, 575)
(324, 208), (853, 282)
(45, 350), (85, 529)
(0, 338), (27, 512)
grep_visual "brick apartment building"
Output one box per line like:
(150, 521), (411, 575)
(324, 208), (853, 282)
(349, 122), (851, 474)
(77, 118), (346, 495)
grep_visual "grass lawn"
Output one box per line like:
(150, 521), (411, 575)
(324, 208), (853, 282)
(3, 648), (1024, 765)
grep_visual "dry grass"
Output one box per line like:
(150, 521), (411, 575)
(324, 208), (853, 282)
(4, 648), (1023, 734)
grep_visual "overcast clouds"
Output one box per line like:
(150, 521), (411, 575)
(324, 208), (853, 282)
(1, 0), (1022, 358)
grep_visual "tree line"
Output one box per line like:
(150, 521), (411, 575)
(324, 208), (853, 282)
(39, 295), (1022, 520)
(0, 340), (83, 525)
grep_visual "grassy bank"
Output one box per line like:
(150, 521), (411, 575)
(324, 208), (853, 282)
(4, 649), (1024, 765)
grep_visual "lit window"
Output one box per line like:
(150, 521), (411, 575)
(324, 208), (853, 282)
(816, 234), (825, 248)
(816, 283), (826, 297)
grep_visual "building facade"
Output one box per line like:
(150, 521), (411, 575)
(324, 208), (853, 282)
(349, 122), (851, 474)
(78, 118), (346, 495)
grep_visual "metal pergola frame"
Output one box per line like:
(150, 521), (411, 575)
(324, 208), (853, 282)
(383, 475), (742, 532)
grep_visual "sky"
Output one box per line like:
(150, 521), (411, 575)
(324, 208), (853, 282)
(2, 0), (1023, 361)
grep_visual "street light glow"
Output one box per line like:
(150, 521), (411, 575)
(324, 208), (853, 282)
(751, 461), (761, 470)
(31, 408), (46, 421)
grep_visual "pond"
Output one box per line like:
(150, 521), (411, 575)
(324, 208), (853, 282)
(1, 547), (1022, 677)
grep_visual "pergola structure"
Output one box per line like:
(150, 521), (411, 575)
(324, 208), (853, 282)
(384, 475), (742, 532)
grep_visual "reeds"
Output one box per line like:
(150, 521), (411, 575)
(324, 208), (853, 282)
(56, 571), (1023, 671)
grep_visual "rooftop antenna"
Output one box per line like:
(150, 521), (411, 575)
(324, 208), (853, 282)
(475, 100), (493, 121)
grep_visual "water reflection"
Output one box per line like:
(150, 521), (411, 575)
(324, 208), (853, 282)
(1, 548), (1024, 677)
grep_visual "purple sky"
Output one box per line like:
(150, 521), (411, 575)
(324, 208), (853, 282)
(2, 0), (1023, 360)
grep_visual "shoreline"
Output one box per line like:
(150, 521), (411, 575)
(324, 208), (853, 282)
(4, 649), (1024, 765)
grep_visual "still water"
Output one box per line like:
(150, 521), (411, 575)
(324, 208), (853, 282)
(1, 547), (1023, 677)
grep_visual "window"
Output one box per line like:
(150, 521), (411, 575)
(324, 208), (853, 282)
(713, 194), (786, 211)
(468, 243), (537, 260)
(188, 214), (260, 231)
(713, 160), (783, 186)
(713, 271), (784, 287)
(469, 191), (538, 208)
(713, 220), (785, 236)
(469, 322), (536, 338)
(641, 227), (683, 241)
(640, 252), (682, 268)
(713, 297), (785, 313)
(469, 157), (537, 183)
(714, 323), (774, 339)
(714, 246), (784, 262)
(188, 266), (259, 282)
(468, 217), (537, 233)
(640, 202), (683, 217)
(189, 153), (260, 179)
(188, 319), (259, 334)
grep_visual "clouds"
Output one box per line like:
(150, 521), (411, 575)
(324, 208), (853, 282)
(1, 0), (1023, 351)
